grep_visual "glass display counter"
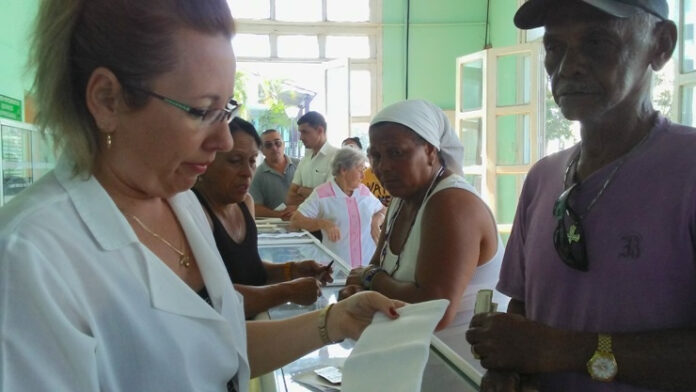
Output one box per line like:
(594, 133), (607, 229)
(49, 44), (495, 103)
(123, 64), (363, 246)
(256, 234), (482, 392)
(0, 118), (55, 206)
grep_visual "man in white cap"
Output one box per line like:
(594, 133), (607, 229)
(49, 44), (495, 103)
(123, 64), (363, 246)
(466, 1), (696, 391)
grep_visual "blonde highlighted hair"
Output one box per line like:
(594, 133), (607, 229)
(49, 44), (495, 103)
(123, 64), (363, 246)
(29, 0), (235, 176)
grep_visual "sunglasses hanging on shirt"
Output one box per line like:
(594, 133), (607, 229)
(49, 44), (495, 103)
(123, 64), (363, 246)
(552, 129), (652, 271)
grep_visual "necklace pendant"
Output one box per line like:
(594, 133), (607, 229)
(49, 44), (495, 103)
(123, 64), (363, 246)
(567, 224), (581, 244)
(179, 255), (191, 268)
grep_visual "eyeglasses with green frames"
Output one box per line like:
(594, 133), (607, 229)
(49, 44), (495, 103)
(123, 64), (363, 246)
(128, 85), (240, 126)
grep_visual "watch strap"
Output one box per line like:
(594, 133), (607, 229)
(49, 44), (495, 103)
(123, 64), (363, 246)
(597, 333), (612, 353)
(587, 333), (618, 382)
(361, 266), (386, 289)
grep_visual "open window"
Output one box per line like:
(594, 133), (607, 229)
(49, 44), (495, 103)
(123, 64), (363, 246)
(455, 43), (544, 241)
(229, 0), (381, 156)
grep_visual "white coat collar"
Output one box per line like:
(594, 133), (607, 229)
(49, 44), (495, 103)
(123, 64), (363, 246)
(55, 157), (240, 323)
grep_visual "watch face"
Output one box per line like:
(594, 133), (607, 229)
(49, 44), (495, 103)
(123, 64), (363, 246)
(589, 355), (618, 381)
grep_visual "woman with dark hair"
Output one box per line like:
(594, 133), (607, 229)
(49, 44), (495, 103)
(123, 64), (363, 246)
(193, 117), (331, 318)
(0, 1), (403, 391)
(342, 136), (363, 150)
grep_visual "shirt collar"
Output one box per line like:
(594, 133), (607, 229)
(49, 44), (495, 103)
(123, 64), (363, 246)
(55, 156), (138, 251)
(261, 155), (295, 173)
(329, 177), (355, 198)
(313, 142), (333, 157)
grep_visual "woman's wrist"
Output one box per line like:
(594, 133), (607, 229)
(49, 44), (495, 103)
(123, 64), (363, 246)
(361, 265), (387, 289)
(318, 303), (344, 345)
(284, 261), (295, 281)
(320, 219), (333, 231)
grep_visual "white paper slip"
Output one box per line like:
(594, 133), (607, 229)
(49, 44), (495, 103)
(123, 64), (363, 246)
(341, 299), (449, 392)
(293, 369), (341, 392)
(314, 366), (342, 384)
(255, 217), (284, 224)
(273, 203), (287, 211)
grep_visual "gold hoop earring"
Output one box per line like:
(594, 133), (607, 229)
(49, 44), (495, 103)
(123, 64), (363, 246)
(106, 134), (112, 149)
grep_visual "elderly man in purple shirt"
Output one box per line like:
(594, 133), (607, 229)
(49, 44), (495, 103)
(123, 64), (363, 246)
(466, 1), (696, 391)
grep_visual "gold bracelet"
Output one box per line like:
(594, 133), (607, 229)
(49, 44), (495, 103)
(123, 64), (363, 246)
(318, 303), (340, 345)
(284, 262), (294, 281)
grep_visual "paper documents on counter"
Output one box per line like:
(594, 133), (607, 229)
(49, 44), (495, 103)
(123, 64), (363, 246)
(257, 231), (307, 238)
(293, 369), (341, 392)
(341, 299), (449, 392)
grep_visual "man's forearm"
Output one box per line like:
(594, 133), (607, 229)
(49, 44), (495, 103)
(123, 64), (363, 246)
(297, 186), (313, 198)
(505, 299), (696, 390)
(254, 204), (283, 218)
(286, 186), (312, 205)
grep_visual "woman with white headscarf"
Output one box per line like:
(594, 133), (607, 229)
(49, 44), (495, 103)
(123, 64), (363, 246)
(340, 99), (507, 372)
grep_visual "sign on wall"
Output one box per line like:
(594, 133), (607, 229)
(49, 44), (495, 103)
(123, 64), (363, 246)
(0, 94), (22, 121)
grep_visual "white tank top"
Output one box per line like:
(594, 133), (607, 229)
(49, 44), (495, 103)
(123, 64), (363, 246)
(380, 174), (508, 376)
(380, 174), (508, 327)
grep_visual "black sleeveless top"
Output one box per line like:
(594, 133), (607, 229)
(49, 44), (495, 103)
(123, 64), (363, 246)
(193, 189), (268, 286)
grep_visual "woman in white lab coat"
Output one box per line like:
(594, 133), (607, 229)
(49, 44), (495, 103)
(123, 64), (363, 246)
(0, 1), (402, 391)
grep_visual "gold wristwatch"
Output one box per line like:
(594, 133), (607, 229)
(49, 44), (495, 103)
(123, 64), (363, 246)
(586, 334), (618, 382)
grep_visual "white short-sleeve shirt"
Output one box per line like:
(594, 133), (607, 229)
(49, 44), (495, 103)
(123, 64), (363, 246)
(292, 142), (339, 189)
(298, 179), (384, 267)
(0, 157), (250, 392)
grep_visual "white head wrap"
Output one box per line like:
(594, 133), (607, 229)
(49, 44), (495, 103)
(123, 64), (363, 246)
(369, 99), (464, 176)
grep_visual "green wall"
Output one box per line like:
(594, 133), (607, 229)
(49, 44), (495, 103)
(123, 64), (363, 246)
(0, 0), (39, 121)
(489, 0), (519, 48)
(382, 0), (519, 109)
(1, 0), (521, 119)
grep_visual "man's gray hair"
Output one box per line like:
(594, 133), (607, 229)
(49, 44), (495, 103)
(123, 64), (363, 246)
(331, 147), (366, 177)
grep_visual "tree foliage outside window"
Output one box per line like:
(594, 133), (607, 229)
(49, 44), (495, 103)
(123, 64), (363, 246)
(256, 79), (293, 133)
(234, 70), (249, 120)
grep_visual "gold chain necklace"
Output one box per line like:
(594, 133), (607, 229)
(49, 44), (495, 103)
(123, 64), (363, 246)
(128, 214), (191, 268)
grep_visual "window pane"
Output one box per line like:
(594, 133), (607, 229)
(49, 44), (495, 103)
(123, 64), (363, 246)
(496, 174), (525, 225)
(327, 0), (370, 21)
(653, 59), (675, 118)
(350, 70), (372, 117)
(497, 54), (530, 107)
(460, 118), (482, 166)
(460, 60), (483, 112)
(682, 0), (695, 73)
(496, 114), (530, 166)
(544, 81), (580, 156)
(682, 84), (696, 127)
(350, 122), (370, 150)
(525, 27), (544, 43)
(227, 0), (270, 20)
(326, 36), (371, 59)
(276, 0), (322, 22)
(233, 34), (270, 57)
(277, 35), (319, 58)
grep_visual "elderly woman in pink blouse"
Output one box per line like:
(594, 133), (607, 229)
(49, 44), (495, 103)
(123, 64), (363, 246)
(291, 147), (386, 268)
